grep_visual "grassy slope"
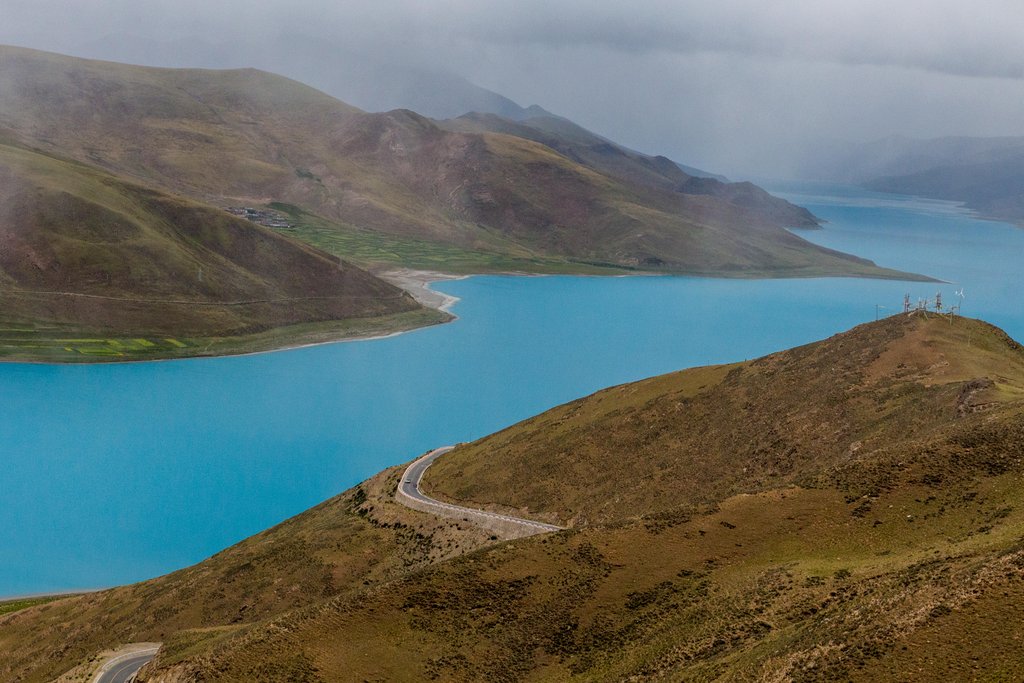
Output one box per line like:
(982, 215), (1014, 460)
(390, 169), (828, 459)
(4, 315), (1024, 681)
(0, 467), (499, 682)
(129, 315), (1024, 682)
(426, 314), (1024, 524)
(0, 142), (435, 361)
(0, 45), (926, 282)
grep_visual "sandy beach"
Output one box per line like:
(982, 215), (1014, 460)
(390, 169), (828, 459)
(379, 268), (466, 313)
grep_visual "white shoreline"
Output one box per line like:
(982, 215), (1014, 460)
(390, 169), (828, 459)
(376, 268), (466, 313)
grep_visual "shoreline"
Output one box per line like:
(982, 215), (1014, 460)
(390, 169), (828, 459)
(376, 268), (466, 313)
(0, 264), (937, 367)
(0, 271), (466, 366)
(209, 270), (468, 361)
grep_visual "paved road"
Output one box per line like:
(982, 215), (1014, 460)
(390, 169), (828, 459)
(396, 446), (563, 536)
(94, 649), (159, 683)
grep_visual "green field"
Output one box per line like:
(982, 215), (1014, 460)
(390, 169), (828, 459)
(0, 308), (450, 363)
(0, 596), (62, 617)
(267, 202), (633, 275)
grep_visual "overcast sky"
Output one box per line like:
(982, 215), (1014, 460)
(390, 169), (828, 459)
(3, 0), (1023, 178)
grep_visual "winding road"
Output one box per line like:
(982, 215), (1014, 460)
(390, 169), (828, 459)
(93, 647), (159, 683)
(396, 446), (563, 536)
(85, 447), (551, 681)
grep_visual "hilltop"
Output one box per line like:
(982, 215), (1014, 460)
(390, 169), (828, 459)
(3, 314), (1024, 680)
(425, 312), (1024, 524)
(0, 45), (925, 281)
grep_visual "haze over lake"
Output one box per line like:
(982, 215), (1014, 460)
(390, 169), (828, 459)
(1, 183), (1021, 597)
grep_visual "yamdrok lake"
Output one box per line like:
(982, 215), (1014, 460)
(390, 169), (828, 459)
(1, 183), (1021, 596)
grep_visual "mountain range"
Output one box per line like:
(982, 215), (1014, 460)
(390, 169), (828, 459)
(802, 135), (1024, 225)
(3, 313), (1023, 680)
(0, 45), (926, 361)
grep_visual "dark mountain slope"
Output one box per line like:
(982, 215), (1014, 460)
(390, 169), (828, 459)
(443, 112), (800, 220)
(865, 154), (1024, 224)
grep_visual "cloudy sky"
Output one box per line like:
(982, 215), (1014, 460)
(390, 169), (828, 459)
(3, 0), (1023, 178)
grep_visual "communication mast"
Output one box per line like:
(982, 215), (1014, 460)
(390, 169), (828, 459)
(903, 293), (911, 313)
(935, 292), (942, 312)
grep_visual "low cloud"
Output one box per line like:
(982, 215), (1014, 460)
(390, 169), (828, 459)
(2, 0), (1023, 176)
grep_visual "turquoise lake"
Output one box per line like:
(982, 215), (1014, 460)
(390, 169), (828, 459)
(1, 184), (1022, 596)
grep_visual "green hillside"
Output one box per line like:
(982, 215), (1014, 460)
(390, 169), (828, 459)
(3, 314), (1024, 680)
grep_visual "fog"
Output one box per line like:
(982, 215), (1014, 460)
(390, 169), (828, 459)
(3, 0), (1023, 178)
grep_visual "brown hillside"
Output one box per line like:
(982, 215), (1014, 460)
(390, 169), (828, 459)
(0, 45), (924, 280)
(426, 314), (1024, 524)
(0, 142), (422, 343)
(125, 314), (1024, 682)
(443, 111), (821, 230)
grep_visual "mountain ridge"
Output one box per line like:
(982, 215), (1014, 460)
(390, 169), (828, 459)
(801, 134), (1024, 224)
(0, 45), (926, 284)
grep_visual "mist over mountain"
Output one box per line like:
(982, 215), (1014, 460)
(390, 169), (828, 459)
(4, 1), (1024, 179)
(67, 32), (555, 122)
(801, 135), (1024, 224)
(1, 45), (905, 286)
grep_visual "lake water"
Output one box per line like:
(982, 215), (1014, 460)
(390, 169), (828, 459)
(1, 184), (1022, 597)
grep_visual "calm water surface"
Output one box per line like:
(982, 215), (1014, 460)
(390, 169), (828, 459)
(1, 184), (1021, 595)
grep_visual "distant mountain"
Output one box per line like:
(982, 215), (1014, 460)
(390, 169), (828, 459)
(327, 66), (559, 122)
(6, 314), (1024, 680)
(67, 33), (730, 179)
(802, 135), (1024, 224)
(0, 45), (921, 284)
(69, 32), (557, 121)
(675, 161), (728, 181)
(442, 112), (733, 191)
